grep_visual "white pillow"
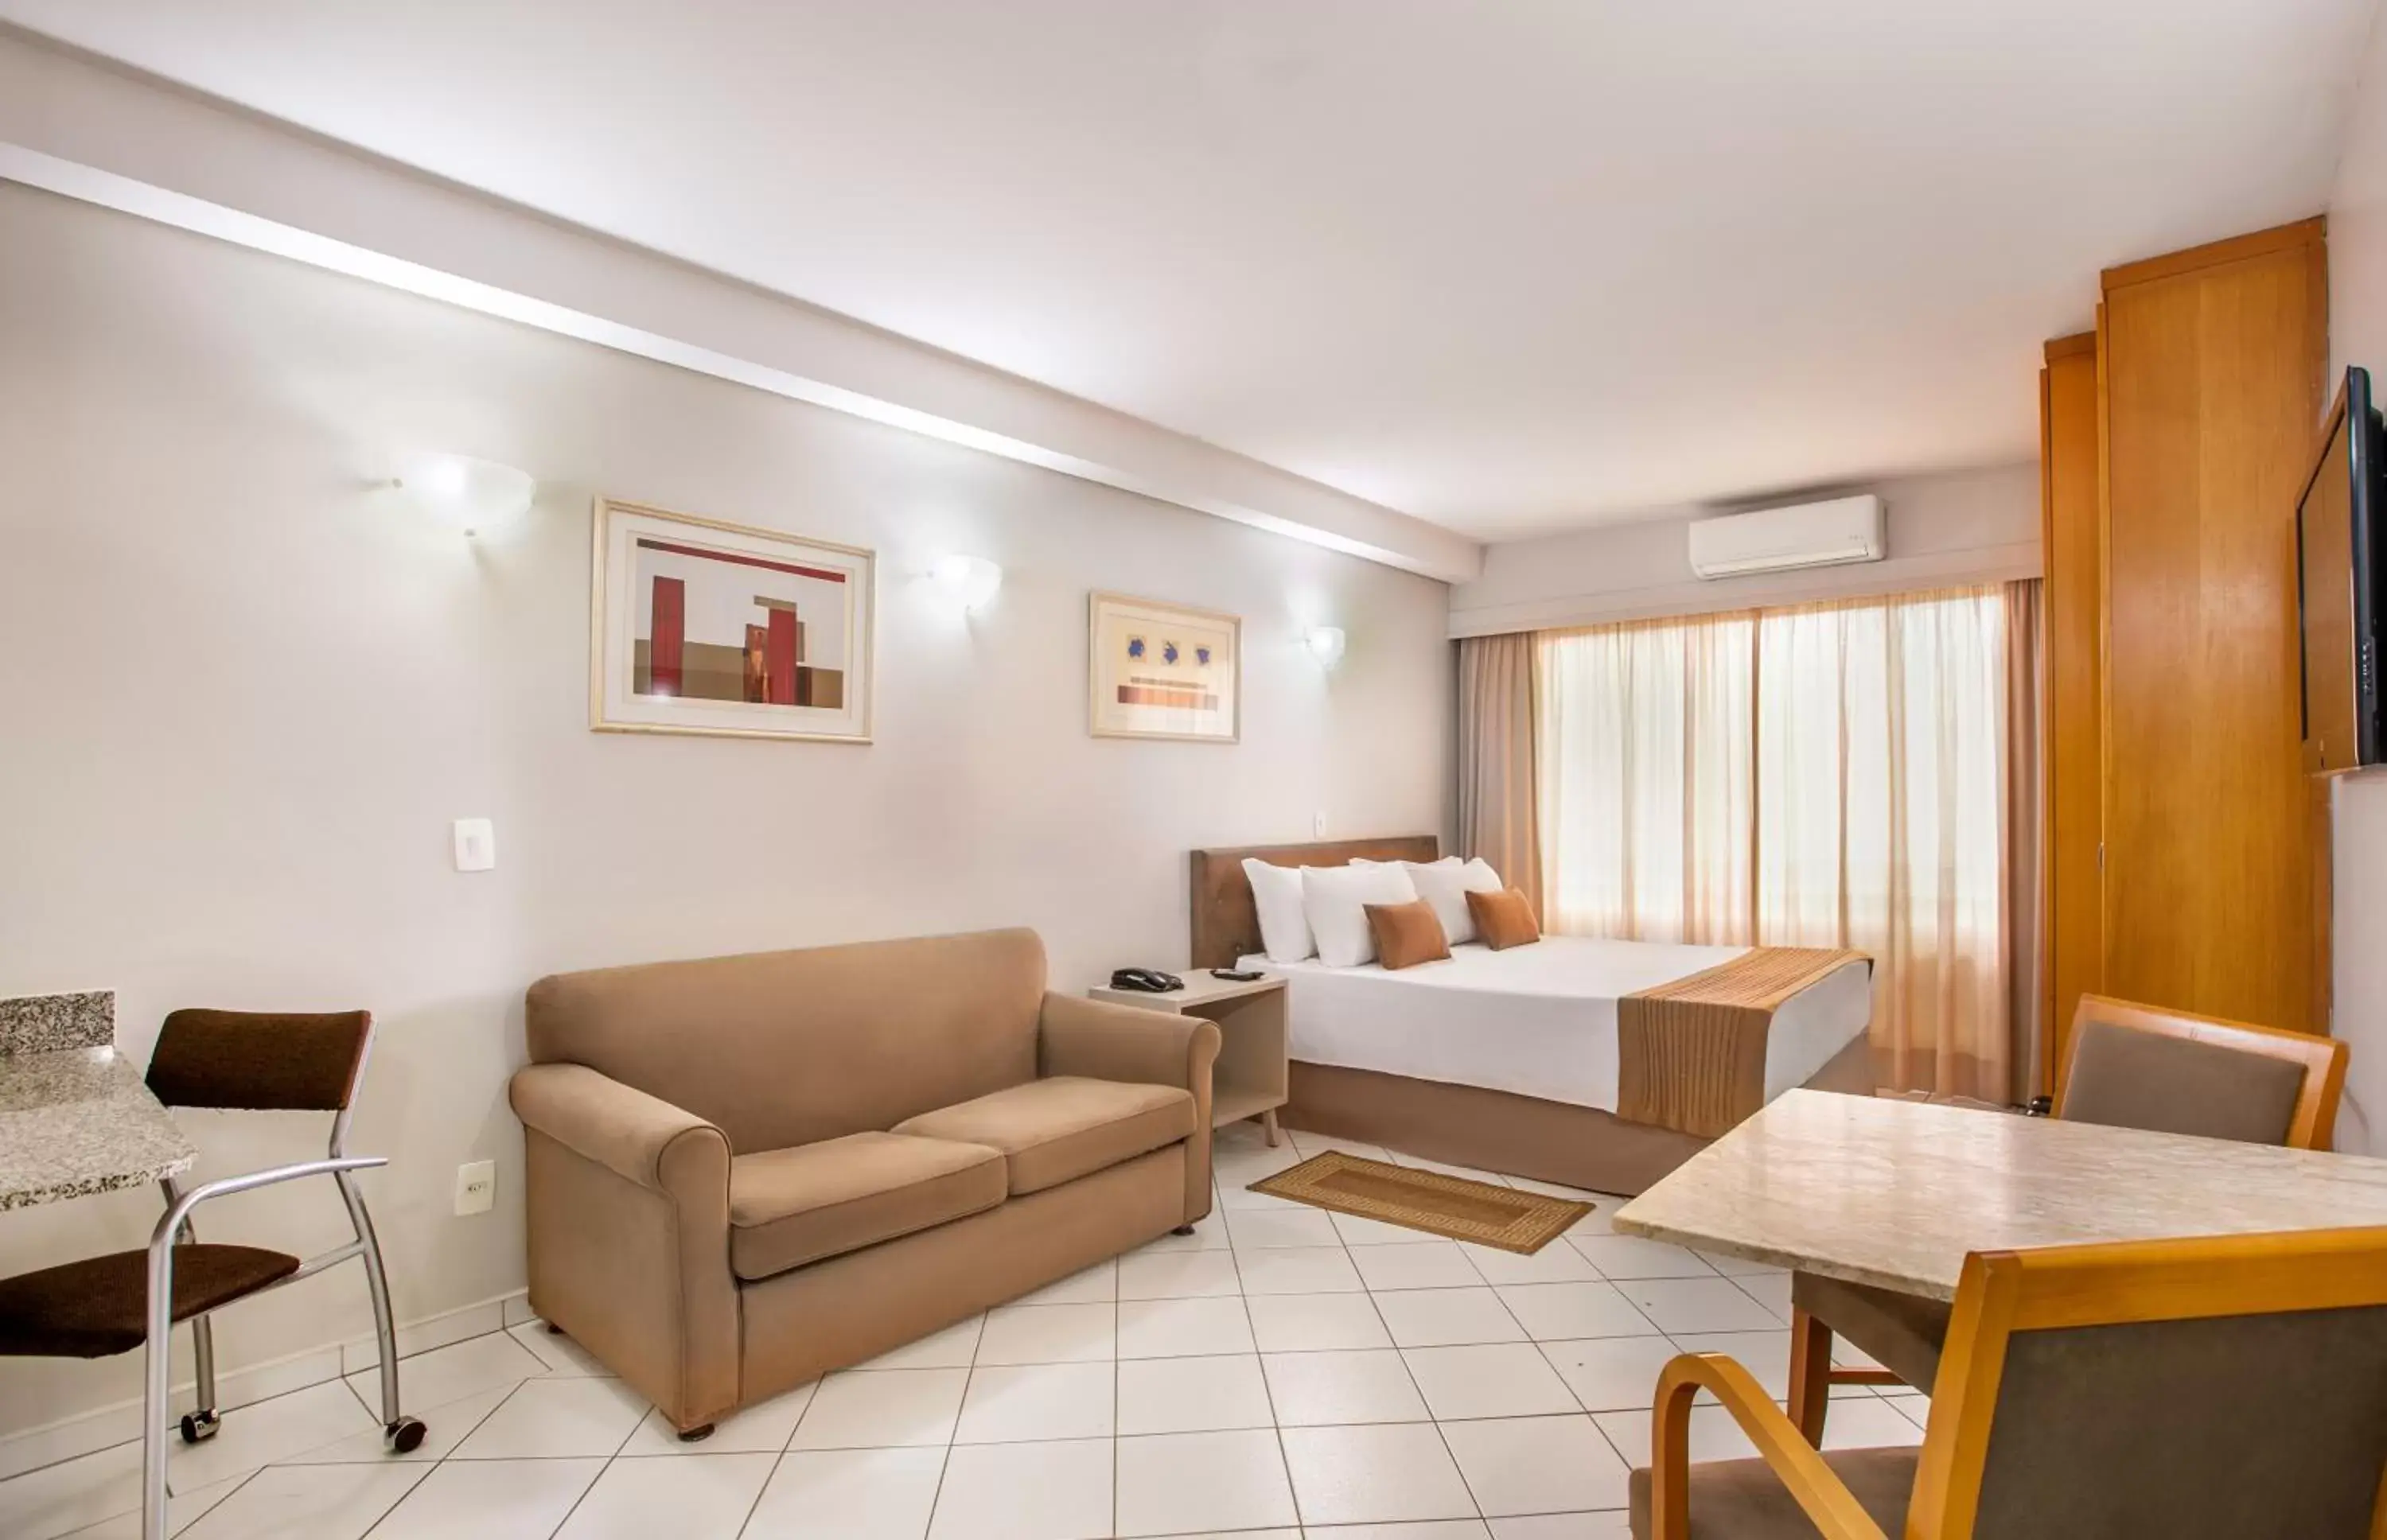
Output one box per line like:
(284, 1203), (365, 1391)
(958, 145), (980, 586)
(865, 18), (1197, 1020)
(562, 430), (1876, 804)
(1301, 862), (1420, 967)
(1409, 857), (1505, 944)
(1243, 858), (1316, 962)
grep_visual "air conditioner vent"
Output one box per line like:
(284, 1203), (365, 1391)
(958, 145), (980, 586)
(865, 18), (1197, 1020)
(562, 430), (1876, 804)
(1687, 495), (1886, 579)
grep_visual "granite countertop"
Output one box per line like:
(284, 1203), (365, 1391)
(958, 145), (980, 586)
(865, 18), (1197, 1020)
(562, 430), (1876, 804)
(1614, 1087), (2387, 1300)
(0, 1048), (195, 1211)
(0, 989), (113, 1055)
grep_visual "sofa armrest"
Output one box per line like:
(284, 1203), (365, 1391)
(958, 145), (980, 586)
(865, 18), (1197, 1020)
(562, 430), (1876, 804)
(1038, 993), (1221, 1227)
(508, 1063), (738, 1432)
(509, 1062), (729, 1195)
(1038, 992), (1221, 1092)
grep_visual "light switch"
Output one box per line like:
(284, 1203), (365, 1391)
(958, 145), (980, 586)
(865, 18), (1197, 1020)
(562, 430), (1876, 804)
(452, 818), (496, 872)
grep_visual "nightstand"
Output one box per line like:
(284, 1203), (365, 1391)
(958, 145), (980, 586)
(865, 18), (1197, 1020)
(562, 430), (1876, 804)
(1091, 970), (1289, 1147)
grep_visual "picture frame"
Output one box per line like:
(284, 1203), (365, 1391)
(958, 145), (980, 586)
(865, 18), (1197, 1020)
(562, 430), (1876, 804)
(1088, 590), (1241, 743)
(590, 497), (875, 743)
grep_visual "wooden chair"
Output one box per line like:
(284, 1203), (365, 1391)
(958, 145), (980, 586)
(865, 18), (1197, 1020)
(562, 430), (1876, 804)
(0, 1011), (426, 1540)
(1639, 1226), (2387, 1538)
(2051, 993), (2346, 1147)
(1785, 993), (2350, 1443)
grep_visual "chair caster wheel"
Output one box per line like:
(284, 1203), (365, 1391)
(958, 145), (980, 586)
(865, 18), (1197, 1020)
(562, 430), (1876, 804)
(676, 1423), (715, 1443)
(178, 1410), (220, 1445)
(1171, 1224), (1197, 1236)
(385, 1418), (428, 1454)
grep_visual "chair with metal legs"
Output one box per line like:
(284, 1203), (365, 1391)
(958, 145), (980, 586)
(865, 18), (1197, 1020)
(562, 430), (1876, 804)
(0, 1009), (425, 1540)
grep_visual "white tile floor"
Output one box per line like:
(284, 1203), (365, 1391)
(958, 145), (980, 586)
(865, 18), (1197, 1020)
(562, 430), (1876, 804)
(0, 1123), (1929, 1540)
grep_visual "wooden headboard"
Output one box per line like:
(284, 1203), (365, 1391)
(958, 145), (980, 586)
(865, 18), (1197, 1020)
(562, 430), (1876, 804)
(1189, 835), (1442, 968)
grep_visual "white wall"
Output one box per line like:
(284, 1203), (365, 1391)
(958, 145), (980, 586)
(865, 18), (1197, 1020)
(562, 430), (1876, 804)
(1446, 463), (2040, 638)
(0, 181), (1451, 1435)
(2327, 0), (2387, 1157)
(0, 27), (1482, 585)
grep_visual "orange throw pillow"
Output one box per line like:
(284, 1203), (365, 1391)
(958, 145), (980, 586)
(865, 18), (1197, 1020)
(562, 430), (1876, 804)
(1364, 898), (1451, 970)
(1466, 888), (1541, 951)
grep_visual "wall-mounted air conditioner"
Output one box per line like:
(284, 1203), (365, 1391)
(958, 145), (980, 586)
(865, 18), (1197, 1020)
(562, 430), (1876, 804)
(1686, 494), (1886, 579)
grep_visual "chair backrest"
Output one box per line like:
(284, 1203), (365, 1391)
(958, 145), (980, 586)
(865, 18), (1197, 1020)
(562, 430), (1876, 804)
(524, 928), (1048, 1153)
(2056, 994), (2347, 1149)
(146, 1009), (373, 1111)
(1910, 1227), (2387, 1538)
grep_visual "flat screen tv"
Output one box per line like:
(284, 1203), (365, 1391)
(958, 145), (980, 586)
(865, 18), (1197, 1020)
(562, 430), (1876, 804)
(2298, 365), (2387, 772)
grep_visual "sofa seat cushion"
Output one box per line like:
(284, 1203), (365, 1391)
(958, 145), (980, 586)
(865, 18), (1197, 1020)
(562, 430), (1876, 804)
(728, 1131), (1007, 1281)
(894, 1076), (1197, 1196)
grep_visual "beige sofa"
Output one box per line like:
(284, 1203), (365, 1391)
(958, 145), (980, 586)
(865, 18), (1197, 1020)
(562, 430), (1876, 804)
(508, 928), (1220, 1435)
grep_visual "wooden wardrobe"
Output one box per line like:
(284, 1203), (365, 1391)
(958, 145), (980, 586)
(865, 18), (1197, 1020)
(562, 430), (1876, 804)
(2038, 218), (2334, 1089)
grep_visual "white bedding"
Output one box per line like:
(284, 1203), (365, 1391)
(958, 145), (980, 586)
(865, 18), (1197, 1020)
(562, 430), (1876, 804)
(1241, 936), (1872, 1114)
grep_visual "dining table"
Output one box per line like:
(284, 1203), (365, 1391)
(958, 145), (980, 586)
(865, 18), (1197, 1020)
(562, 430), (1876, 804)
(0, 990), (194, 1212)
(1613, 1086), (2387, 1301)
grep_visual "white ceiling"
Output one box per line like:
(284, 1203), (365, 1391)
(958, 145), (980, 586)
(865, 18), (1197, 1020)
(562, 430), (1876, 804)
(2, 0), (2376, 541)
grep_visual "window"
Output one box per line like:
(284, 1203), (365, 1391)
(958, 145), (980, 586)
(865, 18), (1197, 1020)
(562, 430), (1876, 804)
(1536, 585), (2019, 1096)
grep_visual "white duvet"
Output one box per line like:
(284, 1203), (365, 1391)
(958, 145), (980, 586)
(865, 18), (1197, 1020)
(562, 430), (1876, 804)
(1244, 936), (1872, 1115)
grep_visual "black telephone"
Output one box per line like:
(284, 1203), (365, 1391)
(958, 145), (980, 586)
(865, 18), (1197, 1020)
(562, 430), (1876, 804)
(1108, 967), (1184, 994)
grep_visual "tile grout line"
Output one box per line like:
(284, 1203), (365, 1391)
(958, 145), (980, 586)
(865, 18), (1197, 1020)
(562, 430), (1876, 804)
(1329, 1137), (1488, 1533)
(918, 1301), (994, 1540)
(1563, 1219), (1674, 1477)
(1236, 1208), (1303, 1540)
(525, 1374), (644, 1540)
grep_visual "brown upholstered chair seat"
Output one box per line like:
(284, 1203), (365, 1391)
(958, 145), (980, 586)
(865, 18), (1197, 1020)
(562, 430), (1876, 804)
(0, 1244), (301, 1359)
(728, 1132), (1007, 1281)
(1629, 1446), (1918, 1538)
(894, 1076), (1197, 1196)
(1792, 1273), (1953, 1392)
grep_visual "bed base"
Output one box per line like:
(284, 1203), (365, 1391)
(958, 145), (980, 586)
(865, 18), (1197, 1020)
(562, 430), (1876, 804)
(1280, 1033), (1877, 1197)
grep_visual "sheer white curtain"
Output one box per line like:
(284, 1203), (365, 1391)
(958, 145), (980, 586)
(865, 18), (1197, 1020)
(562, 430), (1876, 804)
(1754, 590), (2011, 1098)
(1536, 612), (1753, 944)
(1534, 585), (2017, 1097)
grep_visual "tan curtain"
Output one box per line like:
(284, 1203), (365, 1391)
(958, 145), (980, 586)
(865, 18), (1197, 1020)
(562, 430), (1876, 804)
(1455, 633), (1543, 915)
(1754, 587), (2011, 1099)
(1536, 613), (1754, 943)
(2003, 578), (2045, 1103)
(1529, 584), (2020, 1099)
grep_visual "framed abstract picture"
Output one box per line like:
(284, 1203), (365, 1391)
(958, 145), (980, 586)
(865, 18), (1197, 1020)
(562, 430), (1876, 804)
(1088, 591), (1240, 743)
(590, 498), (874, 743)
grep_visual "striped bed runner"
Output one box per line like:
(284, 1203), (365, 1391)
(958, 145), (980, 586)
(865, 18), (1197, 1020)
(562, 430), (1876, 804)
(1616, 947), (1871, 1138)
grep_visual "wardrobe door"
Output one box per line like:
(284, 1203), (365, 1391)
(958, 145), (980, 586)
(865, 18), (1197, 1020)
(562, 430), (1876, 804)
(2100, 220), (2328, 1032)
(2039, 331), (2101, 1086)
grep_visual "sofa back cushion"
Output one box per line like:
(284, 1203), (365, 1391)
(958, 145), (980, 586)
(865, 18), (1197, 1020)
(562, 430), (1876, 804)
(525, 928), (1047, 1153)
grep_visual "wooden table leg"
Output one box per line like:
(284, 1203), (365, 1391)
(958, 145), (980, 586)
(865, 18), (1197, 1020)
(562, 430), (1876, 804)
(1786, 1305), (1834, 1446)
(1261, 1108), (1281, 1148)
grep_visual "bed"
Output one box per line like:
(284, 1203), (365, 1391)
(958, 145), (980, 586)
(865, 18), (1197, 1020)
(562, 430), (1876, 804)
(1191, 836), (1875, 1195)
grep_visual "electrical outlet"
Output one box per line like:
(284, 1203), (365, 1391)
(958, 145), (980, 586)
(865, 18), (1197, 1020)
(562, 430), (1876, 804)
(454, 1161), (496, 1215)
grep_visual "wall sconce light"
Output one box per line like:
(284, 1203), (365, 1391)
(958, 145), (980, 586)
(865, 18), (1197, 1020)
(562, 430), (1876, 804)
(392, 453), (535, 538)
(931, 553), (1004, 613)
(1305, 626), (1348, 670)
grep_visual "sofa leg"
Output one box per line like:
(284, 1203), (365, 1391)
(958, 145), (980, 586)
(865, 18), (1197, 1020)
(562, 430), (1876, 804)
(1172, 1224), (1196, 1236)
(676, 1424), (715, 1443)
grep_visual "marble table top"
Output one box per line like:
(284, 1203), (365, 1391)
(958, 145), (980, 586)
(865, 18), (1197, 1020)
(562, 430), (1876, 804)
(1614, 1088), (2387, 1301)
(0, 1048), (194, 1211)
